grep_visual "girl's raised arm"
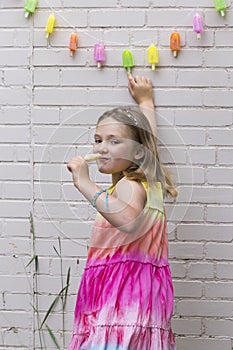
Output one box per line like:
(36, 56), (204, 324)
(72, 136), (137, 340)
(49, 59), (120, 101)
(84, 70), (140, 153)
(128, 73), (157, 137)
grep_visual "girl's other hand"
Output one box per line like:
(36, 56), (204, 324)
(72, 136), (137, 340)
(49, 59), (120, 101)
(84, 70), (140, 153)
(127, 73), (154, 107)
(67, 156), (90, 189)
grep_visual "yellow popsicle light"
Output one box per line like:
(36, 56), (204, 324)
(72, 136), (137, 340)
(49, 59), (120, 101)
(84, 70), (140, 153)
(147, 45), (159, 70)
(45, 13), (56, 39)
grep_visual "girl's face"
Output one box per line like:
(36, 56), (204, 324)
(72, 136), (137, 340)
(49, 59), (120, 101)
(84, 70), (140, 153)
(93, 117), (139, 175)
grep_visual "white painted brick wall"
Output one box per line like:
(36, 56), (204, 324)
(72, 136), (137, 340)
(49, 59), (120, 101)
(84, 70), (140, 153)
(0, 0), (232, 349)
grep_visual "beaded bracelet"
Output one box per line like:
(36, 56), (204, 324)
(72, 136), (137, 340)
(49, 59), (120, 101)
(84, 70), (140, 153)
(91, 189), (109, 209)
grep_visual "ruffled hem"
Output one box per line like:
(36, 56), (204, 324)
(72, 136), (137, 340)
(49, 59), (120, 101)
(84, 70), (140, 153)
(68, 324), (176, 350)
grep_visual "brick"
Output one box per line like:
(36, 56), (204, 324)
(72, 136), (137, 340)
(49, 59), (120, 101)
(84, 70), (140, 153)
(176, 337), (231, 350)
(217, 263), (233, 279)
(34, 201), (89, 220)
(89, 10), (145, 27)
(208, 129), (233, 146)
(0, 29), (29, 47)
(0, 106), (30, 124)
(2, 182), (31, 200)
(177, 300), (233, 317)
(218, 148), (233, 165)
(62, 0), (117, 7)
(187, 30), (214, 47)
(169, 242), (204, 259)
(34, 10), (88, 28)
(0, 87), (30, 105)
(34, 183), (61, 200)
(206, 167), (233, 185)
(204, 49), (233, 67)
(215, 30), (233, 46)
(147, 10), (192, 27)
(174, 281), (203, 298)
(177, 186), (233, 204)
(187, 148), (216, 165)
(0, 163), (31, 180)
(0, 126), (29, 143)
(34, 68), (60, 86)
(31, 107), (60, 124)
(188, 262), (214, 279)
(168, 166), (205, 184)
(130, 29), (158, 46)
(0, 201), (31, 218)
(104, 30), (130, 46)
(61, 68), (117, 86)
(205, 282), (233, 298)
(176, 109), (232, 126)
(33, 48), (88, 67)
(206, 205), (233, 223)
(3, 220), (30, 237)
(33, 125), (88, 144)
(204, 89), (233, 107)
(176, 69), (227, 87)
(158, 127), (205, 146)
(159, 147), (186, 164)
(169, 261), (186, 278)
(4, 68), (31, 86)
(172, 318), (202, 336)
(206, 243), (233, 260)
(205, 319), (233, 337)
(34, 87), (88, 106)
(122, 0), (150, 6)
(0, 10), (28, 28)
(177, 224), (233, 242)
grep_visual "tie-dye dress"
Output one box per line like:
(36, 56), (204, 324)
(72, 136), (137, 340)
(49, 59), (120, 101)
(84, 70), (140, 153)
(68, 181), (176, 350)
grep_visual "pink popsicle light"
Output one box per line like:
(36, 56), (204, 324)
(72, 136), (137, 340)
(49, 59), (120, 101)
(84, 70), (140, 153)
(193, 13), (204, 40)
(94, 43), (106, 68)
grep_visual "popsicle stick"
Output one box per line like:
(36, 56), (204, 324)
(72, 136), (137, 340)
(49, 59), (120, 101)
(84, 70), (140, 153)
(84, 153), (102, 162)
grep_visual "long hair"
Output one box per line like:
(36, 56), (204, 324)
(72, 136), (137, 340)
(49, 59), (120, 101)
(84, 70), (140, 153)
(97, 106), (178, 198)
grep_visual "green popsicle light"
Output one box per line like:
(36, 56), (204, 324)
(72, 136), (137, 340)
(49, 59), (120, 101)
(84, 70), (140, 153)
(214, 0), (227, 16)
(122, 50), (134, 73)
(24, 0), (38, 18)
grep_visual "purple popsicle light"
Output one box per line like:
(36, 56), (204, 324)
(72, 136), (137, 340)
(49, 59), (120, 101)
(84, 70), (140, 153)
(94, 43), (106, 68)
(193, 13), (204, 40)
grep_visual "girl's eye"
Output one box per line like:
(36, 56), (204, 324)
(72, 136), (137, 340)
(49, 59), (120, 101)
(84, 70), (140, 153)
(94, 139), (101, 144)
(111, 139), (120, 145)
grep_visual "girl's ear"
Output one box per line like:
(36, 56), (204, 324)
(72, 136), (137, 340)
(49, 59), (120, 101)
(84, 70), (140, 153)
(134, 145), (145, 160)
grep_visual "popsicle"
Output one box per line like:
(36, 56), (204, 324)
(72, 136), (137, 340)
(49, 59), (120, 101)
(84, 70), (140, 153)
(214, 0), (227, 16)
(94, 43), (106, 68)
(69, 33), (78, 57)
(24, 0), (38, 18)
(170, 32), (181, 58)
(84, 153), (102, 162)
(147, 45), (159, 70)
(45, 13), (56, 39)
(193, 13), (204, 40)
(122, 50), (134, 72)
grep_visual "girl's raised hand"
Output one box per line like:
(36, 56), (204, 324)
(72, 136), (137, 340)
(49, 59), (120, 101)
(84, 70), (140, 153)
(67, 156), (90, 189)
(127, 73), (154, 106)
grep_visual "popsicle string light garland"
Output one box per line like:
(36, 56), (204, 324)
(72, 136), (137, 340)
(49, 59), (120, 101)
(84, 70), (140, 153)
(23, 0), (229, 64)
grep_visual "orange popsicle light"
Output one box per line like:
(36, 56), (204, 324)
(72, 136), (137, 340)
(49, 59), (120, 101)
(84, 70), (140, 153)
(69, 33), (78, 57)
(170, 32), (181, 58)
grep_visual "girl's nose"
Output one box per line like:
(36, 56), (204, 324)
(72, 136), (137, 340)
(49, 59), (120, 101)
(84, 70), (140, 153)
(96, 141), (108, 153)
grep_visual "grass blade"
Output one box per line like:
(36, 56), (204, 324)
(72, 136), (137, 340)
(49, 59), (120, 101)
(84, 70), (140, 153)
(45, 324), (61, 349)
(63, 267), (71, 309)
(39, 295), (60, 330)
(53, 245), (60, 257)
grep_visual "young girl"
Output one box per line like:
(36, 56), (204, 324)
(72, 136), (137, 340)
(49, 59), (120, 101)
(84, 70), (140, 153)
(67, 74), (177, 350)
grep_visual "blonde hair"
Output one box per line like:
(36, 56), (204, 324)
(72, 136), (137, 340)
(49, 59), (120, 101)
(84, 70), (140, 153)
(97, 107), (178, 198)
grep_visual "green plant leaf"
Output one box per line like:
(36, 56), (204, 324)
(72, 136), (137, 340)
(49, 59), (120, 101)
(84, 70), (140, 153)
(45, 324), (61, 349)
(39, 284), (69, 330)
(39, 295), (60, 330)
(26, 255), (38, 271)
(53, 245), (60, 257)
(63, 267), (71, 309)
(29, 212), (35, 240)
